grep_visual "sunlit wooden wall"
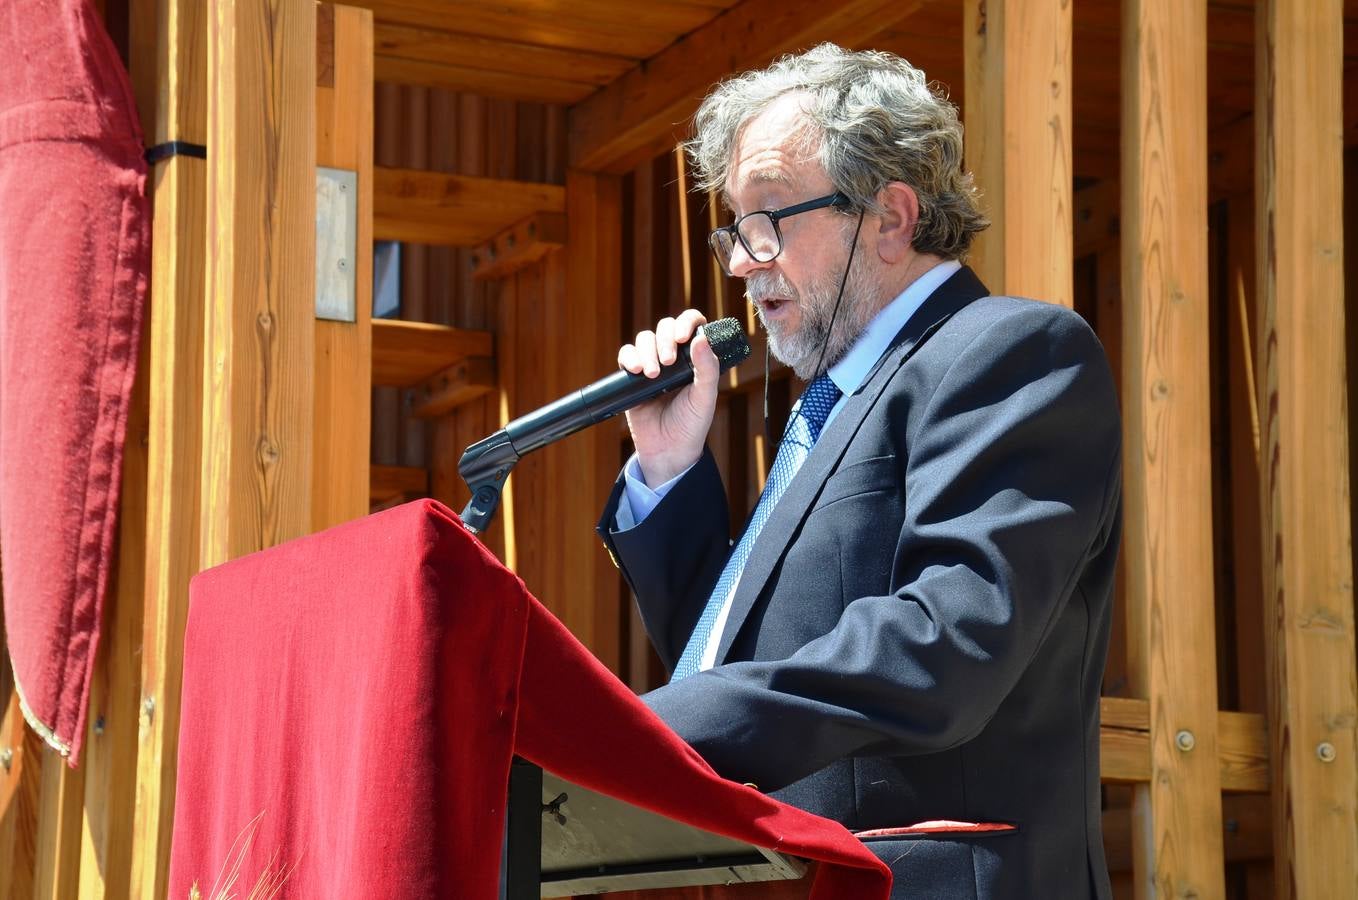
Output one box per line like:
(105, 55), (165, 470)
(3, 2), (1357, 900)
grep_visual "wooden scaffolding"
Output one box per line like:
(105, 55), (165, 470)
(2, 1), (1356, 898)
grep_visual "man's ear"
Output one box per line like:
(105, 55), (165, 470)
(874, 182), (919, 264)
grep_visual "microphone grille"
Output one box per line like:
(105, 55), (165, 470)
(701, 317), (752, 373)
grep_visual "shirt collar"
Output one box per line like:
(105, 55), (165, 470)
(827, 258), (962, 397)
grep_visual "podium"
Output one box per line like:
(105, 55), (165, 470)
(167, 500), (890, 899)
(504, 759), (808, 898)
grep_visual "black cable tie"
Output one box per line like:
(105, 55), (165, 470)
(144, 141), (207, 165)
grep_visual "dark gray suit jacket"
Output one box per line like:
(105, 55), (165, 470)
(598, 267), (1121, 899)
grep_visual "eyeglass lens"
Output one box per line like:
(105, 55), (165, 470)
(711, 212), (780, 274)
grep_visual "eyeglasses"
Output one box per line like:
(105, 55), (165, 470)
(708, 192), (851, 276)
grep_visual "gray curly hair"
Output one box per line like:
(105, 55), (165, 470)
(688, 43), (988, 260)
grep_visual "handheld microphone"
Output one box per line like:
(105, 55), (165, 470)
(458, 318), (750, 531)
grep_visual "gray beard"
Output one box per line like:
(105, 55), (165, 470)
(749, 261), (882, 380)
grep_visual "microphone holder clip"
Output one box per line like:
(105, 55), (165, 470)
(458, 430), (521, 533)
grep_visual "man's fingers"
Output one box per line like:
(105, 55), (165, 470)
(635, 329), (661, 378)
(655, 317), (678, 365)
(675, 309), (709, 343)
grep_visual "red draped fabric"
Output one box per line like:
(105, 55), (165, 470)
(169, 500), (891, 899)
(0, 0), (150, 764)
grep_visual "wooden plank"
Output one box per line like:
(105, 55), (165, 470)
(559, 170), (623, 671)
(374, 23), (630, 86)
(567, 0), (929, 174)
(33, 746), (83, 900)
(369, 465), (428, 505)
(352, 0), (713, 58)
(313, 5), (375, 531)
(373, 166), (566, 247)
(471, 213), (566, 281)
(407, 356), (496, 419)
(1255, 1), (1358, 896)
(963, 0), (1074, 308)
(0, 693), (42, 900)
(1096, 699), (1268, 793)
(1121, 1), (1226, 896)
(1104, 795), (1272, 872)
(201, 0), (316, 566)
(371, 319), (494, 387)
(127, 0), (207, 894)
(77, 334), (148, 900)
(374, 56), (594, 106)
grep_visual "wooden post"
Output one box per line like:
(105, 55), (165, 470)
(1121, 0), (1226, 897)
(1255, 0), (1358, 896)
(312, 4), (374, 531)
(963, 0), (1074, 308)
(33, 746), (84, 900)
(201, 0), (316, 568)
(0, 692), (42, 900)
(559, 169), (623, 672)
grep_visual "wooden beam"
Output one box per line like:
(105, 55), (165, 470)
(369, 464), (428, 506)
(373, 166), (566, 247)
(313, 5), (375, 532)
(1097, 698), (1269, 792)
(1256, 0), (1358, 896)
(374, 23), (629, 86)
(964, 0), (1074, 308)
(567, 0), (928, 174)
(33, 746), (83, 900)
(557, 170), (623, 670)
(471, 213), (566, 281)
(407, 356), (496, 419)
(371, 319), (494, 387)
(0, 693), (42, 900)
(1121, 1), (1226, 897)
(127, 0), (206, 894)
(1104, 795), (1272, 873)
(201, 0), (316, 567)
(77, 341), (148, 900)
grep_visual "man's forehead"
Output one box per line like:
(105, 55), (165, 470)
(723, 95), (824, 206)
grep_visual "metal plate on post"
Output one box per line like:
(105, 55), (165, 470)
(315, 166), (357, 322)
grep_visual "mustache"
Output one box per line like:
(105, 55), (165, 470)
(743, 272), (797, 303)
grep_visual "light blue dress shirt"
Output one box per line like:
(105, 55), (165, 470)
(616, 258), (962, 532)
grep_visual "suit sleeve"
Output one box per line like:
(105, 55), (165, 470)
(639, 306), (1123, 791)
(597, 449), (732, 670)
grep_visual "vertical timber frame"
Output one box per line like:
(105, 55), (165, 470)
(129, 0), (207, 893)
(561, 170), (623, 671)
(313, 4), (375, 531)
(202, 0), (316, 569)
(1256, 0), (1358, 896)
(963, 0), (1074, 308)
(1121, 0), (1226, 896)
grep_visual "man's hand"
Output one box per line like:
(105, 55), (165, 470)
(618, 310), (720, 487)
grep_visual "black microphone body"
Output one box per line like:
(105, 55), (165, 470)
(459, 318), (750, 495)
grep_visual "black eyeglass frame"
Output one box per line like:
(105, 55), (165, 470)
(708, 191), (852, 276)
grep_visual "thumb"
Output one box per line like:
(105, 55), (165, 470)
(688, 329), (721, 402)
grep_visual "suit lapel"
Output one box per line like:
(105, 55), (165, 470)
(713, 265), (990, 663)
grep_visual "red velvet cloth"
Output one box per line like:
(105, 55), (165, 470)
(0, 0), (149, 764)
(169, 500), (890, 899)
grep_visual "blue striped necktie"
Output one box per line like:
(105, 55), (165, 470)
(670, 374), (843, 680)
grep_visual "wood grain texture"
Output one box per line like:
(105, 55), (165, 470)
(1121, 0), (1226, 895)
(369, 464), (429, 505)
(1097, 699), (1267, 792)
(471, 212), (566, 281)
(370, 319), (494, 386)
(375, 23), (629, 86)
(127, 1), (207, 894)
(77, 330), (149, 900)
(0, 693), (42, 900)
(374, 56), (595, 105)
(313, 4), (375, 531)
(33, 747), (83, 900)
(407, 356), (495, 418)
(373, 166), (565, 246)
(567, 0), (928, 173)
(201, 0), (316, 567)
(558, 170), (623, 671)
(1255, 0), (1358, 896)
(964, 0), (1074, 308)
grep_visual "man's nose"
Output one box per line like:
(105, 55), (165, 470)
(727, 241), (772, 279)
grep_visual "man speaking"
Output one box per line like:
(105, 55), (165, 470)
(596, 44), (1121, 899)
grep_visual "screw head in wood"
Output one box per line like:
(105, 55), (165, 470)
(1, 747), (12, 772)
(142, 695), (156, 725)
(1175, 730), (1196, 752)
(1317, 741), (1337, 763)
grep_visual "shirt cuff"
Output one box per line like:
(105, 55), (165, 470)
(615, 454), (694, 531)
